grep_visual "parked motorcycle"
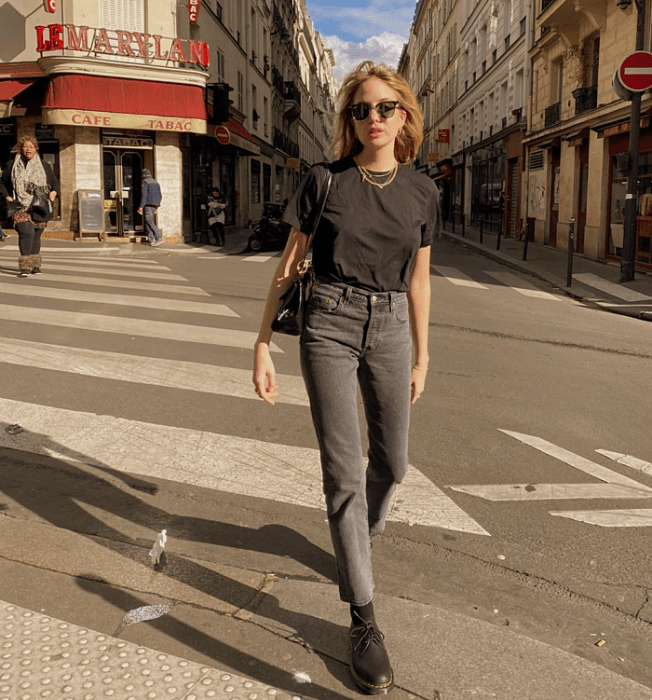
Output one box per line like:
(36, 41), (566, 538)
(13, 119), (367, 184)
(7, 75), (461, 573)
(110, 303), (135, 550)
(248, 202), (292, 252)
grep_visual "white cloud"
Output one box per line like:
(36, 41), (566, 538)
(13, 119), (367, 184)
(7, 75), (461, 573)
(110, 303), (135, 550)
(322, 32), (407, 85)
(309, 1), (415, 41)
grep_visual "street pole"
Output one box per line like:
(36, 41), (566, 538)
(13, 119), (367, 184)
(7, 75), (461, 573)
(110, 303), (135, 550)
(620, 0), (647, 283)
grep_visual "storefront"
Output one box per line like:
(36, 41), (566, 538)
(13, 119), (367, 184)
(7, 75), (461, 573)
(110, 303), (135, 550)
(1, 23), (209, 242)
(602, 119), (652, 269)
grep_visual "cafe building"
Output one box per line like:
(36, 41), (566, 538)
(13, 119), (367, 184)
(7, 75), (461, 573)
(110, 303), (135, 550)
(0, 0), (209, 241)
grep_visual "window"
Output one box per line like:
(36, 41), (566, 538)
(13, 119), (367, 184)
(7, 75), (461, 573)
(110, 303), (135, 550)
(100, 0), (144, 31)
(237, 71), (244, 113)
(251, 160), (261, 204)
(216, 48), (225, 82)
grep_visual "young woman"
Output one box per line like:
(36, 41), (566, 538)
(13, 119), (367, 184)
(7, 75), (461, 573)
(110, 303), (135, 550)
(253, 62), (439, 694)
(0, 136), (59, 277)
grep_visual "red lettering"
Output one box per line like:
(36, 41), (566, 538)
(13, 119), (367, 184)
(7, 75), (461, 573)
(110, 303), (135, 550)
(72, 114), (82, 124)
(35, 25), (50, 52)
(132, 32), (151, 58)
(49, 24), (64, 50)
(152, 35), (168, 60)
(115, 30), (135, 56)
(65, 24), (89, 51)
(187, 40), (209, 67)
(94, 28), (114, 54)
(169, 37), (187, 63)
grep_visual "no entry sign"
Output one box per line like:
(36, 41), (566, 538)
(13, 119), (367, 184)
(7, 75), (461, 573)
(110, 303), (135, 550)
(618, 51), (652, 93)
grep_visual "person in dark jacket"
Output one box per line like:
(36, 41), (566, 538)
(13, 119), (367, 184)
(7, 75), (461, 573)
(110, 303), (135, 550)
(0, 136), (59, 276)
(137, 168), (163, 246)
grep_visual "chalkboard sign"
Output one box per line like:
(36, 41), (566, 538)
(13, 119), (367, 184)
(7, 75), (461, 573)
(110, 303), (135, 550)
(77, 189), (104, 241)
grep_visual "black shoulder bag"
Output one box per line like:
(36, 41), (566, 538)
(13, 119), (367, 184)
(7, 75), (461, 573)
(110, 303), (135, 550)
(271, 167), (333, 336)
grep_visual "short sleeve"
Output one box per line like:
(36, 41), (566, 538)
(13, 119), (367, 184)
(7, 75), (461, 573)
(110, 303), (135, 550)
(281, 163), (325, 233)
(420, 179), (440, 247)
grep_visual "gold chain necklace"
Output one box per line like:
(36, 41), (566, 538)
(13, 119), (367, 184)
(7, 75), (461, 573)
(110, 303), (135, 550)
(356, 162), (399, 189)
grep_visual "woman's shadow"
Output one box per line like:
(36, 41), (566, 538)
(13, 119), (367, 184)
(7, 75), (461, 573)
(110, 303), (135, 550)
(0, 422), (355, 696)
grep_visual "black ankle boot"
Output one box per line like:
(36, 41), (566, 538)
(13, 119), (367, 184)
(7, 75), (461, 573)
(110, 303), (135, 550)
(350, 610), (394, 694)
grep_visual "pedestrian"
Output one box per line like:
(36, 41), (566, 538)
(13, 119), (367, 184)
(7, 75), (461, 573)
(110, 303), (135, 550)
(253, 61), (439, 694)
(207, 186), (227, 246)
(137, 168), (163, 246)
(0, 136), (59, 276)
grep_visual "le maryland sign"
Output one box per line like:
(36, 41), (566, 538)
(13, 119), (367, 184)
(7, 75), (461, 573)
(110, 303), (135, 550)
(36, 24), (210, 68)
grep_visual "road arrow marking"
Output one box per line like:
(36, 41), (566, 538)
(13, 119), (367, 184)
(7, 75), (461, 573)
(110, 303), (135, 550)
(550, 509), (652, 527)
(448, 430), (652, 501)
(596, 449), (652, 475)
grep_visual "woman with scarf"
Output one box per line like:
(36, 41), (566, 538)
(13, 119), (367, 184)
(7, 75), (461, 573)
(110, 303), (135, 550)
(0, 136), (59, 277)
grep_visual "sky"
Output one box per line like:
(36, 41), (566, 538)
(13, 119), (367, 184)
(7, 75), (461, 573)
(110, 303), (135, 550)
(304, 0), (416, 85)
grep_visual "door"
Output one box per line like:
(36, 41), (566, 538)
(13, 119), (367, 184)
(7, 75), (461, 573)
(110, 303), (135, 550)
(576, 145), (588, 254)
(549, 155), (560, 247)
(102, 149), (144, 235)
(505, 158), (519, 238)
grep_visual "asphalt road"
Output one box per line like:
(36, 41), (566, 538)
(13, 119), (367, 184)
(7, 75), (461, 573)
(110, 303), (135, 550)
(0, 235), (651, 690)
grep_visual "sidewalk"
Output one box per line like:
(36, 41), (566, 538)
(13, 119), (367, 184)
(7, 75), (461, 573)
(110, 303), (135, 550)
(1, 555), (651, 700)
(440, 222), (652, 321)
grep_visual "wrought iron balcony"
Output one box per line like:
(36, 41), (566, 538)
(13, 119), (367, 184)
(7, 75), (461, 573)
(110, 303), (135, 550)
(283, 80), (301, 122)
(544, 101), (561, 127)
(573, 86), (597, 115)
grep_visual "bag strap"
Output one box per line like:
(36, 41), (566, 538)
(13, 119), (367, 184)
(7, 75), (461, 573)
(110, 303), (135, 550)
(299, 166), (332, 268)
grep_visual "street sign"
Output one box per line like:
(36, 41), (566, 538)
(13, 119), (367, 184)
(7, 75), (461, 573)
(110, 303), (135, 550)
(618, 51), (652, 92)
(215, 125), (230, 145)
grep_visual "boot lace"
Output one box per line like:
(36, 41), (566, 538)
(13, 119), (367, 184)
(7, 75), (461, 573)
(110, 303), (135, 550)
(351, 611), (386, 655)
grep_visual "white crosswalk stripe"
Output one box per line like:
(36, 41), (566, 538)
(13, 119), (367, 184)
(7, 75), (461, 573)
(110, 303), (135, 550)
(432, 265), (562, 299)
(0, 254), (488, 536)
(432, 265), (488, 288)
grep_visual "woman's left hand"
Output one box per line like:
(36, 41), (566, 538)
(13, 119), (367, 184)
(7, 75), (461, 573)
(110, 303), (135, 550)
(49, 191), (57, 201)
(410, 366), (427, 404)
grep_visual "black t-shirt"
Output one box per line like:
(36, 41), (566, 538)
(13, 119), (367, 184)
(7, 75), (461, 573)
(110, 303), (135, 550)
(282, 157), (439, 293)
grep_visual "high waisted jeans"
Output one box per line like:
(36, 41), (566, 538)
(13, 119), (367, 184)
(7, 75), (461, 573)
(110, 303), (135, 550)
(300, 282), (412, 605)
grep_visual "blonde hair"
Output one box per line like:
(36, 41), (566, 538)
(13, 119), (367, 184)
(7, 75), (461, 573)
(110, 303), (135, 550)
(331, 61), (423, 163)
(11, 135), (39, 154)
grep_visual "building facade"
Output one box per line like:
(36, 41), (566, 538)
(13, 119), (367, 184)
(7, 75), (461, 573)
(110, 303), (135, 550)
(526, 0), (652, 269)
(0, 0), (335, 241)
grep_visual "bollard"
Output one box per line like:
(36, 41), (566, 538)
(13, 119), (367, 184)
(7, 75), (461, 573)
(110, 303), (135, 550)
(567, 216), (575, 287)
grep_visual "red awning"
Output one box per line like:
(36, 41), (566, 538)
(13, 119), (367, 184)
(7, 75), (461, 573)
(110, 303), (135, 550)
(0, 80), (35, 101)
(43, 74), (207, 134)
(223, 119), (257, 145)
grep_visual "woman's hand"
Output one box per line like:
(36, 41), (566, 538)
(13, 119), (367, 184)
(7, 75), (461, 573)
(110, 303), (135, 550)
(410, 366), (427, 404)
(5, 197), (12, 203)
(49, 190), (57, 201)
(253, 342), (279, 405)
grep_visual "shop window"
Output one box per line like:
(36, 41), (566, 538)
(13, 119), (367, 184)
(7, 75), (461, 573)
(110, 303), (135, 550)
(251, 159), (261, 204)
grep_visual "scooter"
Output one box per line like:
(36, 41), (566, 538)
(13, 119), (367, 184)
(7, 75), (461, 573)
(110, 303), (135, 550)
(248, 202), (292, 252)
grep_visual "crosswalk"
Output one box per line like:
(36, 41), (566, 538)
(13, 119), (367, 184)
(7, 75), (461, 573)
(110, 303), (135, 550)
(0, 249), (489, 537)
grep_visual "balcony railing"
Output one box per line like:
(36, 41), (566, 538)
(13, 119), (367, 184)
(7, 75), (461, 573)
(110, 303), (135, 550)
(573, 86), (597, 116)
(545, 101), (561, 127)
(273, 127), (299, 158)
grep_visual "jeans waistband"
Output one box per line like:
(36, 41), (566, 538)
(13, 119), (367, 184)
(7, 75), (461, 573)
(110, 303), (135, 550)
(314, 280), (405, 305)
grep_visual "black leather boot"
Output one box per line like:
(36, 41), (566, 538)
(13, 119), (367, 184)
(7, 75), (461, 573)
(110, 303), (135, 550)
(350, 610), (394, 694)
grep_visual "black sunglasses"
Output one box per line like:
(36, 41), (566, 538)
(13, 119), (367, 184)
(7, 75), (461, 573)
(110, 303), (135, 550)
(349, 100), (400, 121)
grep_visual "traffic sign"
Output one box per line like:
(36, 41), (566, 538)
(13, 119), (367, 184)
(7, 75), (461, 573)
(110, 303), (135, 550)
(618, 51), (652, 92)
(215, 125), (230, 145)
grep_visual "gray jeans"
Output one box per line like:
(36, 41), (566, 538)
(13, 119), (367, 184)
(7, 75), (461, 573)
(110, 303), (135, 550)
(300, 282), (412, 605)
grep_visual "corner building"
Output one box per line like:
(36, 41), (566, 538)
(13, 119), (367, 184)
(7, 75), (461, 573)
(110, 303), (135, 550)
(0, 0), (209, 241)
